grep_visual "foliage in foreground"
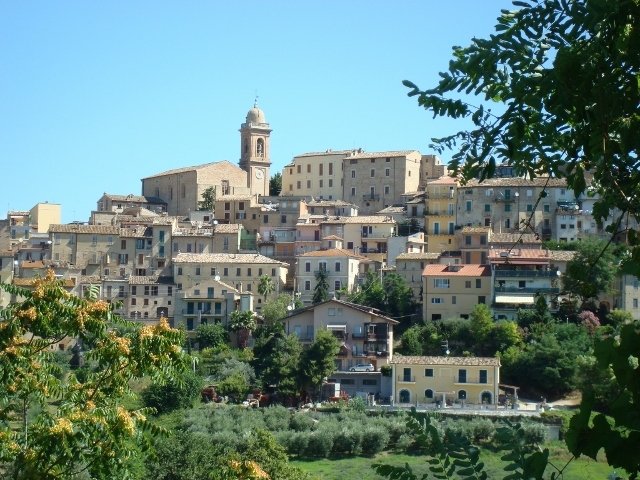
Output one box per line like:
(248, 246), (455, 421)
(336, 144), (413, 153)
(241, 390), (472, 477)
(0, 271), (190, 479)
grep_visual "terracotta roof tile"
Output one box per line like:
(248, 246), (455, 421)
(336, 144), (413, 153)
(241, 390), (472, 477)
(391, 354), (500, 366)
(321, 215), (395, 224)
(396, 252), (440, 260)
(49, 224), (121, 234)
(142, 160), (239, 179)
(173, 252), (287, 265)
(422, 264), (491, 276)
(297, 248), (368, 260)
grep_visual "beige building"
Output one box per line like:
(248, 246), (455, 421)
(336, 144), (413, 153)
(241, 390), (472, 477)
(457, 177), (567, 240)
(422, 264), (491, 321)
(458, 226), (491, 265)
(29, 203), (62, 234)
(319, 215), (397, 263)
(173, 252), (288, 312)
(282, 150), (351, 200)
(425, 176), (458, 253)
(419, 154), (448, 189)
(342, 150), (421, 214)
(390, 354), (500, 405)
(239, 104), (272, 198)
(296, 246), (370, 304)
(395, 252), (440, 301)
(96, 193), (166, 215)
(283, 299), (398, 372)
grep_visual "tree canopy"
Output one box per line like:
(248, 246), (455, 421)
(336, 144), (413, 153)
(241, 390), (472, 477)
(197, 186), (216, 212)
(563, 238), (619, 300)
(405, 0), (640, 274)
(0, 271), (189, 479)
(269, 173), (282, 196)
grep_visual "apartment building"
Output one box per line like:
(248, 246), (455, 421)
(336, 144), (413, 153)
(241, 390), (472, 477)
(96, 193), (167, 215)
(390, 354), (500, 405)
(173, 252), (288, 311)
(282, 150), (350, 200)
(457, 177), (567, 239)
(422, 264), (491, 321)
(283, 299), (398, 372)
(319, 215), (397, 264)
(172, 223), (242, 256)
(174, 277), (252, 331)
(419, 154), (448, 189)
(488, 248), (562, 320)
(425, 176), (458, 253)
(395, 252), (440, 300)
(458, 226), (491, 264)
(296, 247), (370, 304)
(342, 150), (421, 214)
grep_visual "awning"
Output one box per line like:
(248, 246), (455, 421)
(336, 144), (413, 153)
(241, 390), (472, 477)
(326, 324), (347, 330)
(495, 295), (535, 304)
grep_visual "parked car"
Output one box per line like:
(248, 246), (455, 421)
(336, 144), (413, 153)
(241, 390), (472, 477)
(349, 363), (375, 372)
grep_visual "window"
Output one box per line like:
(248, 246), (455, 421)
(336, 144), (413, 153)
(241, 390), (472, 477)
(307, 164), (311, 173)
(328, 179), (333, 187)
(480, 235), (487, 245)
(526, 189), (533, 197)
(452, 295), (457, 305)
(484, 204), (491, 213)
(247, 268), (252, 276)
(362, 379), (377, 386)
(195, 267), (201, 276)
(236, 268), (241, 276)
(384, 185), (390, 195)
(351, 170), (356, 178)
(466, 201), (472, 212)
(118, 286), (125, 298)
(527, 204), (533, 212)
(478, 296), (486, 304)
(424, 368), (434, 377)
(334, 280), (341, 291)
(634, 299), (638, 308)
(305, 262), (311, 272)
(544, 204), (550, 212)
(271, 268), (276, 276)
(223, 268), (228, 276)
(121, 239), (126, 249)
(335, 262), (341, 272)
(465, 280), (471, 288)
(476, 278), (481, 288)
(433, 279), (450, 288)
(297, 164), (301, 174)
(458, 390), (467, 400)
(305, 280), (311, 291)
(385, 168), (390, 176)
(479, 370), (488, 384)
(465, 235), (471, 245)
(505, 204), (511, 212)
(458, 369), (467, 383)
(431, 297), (443, 304)
(319, 179), (323, 188)
(370, 169), (375, 177)
(351, 187), (356, 196)
(425, 389), (434, 399)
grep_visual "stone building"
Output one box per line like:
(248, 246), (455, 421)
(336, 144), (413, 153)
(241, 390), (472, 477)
(281, 150), (351, 200)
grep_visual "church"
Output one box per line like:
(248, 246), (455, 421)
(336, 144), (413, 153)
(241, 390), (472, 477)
(140, 103), (272, 217)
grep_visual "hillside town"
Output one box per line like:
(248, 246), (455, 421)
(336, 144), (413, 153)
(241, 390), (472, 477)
(1, 104), (637, 410)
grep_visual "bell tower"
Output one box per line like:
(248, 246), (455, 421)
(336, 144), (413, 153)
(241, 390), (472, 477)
(239, 101), (272, 197)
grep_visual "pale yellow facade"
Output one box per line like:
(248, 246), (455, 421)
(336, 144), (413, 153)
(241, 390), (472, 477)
(391, 354), (500, 405)
(29, 203), (61, 234)
(422, 264), (491, 321)
(425, 177), (458, 253)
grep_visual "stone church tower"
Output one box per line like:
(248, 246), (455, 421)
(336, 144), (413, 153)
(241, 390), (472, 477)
(239, 102), (271, 197)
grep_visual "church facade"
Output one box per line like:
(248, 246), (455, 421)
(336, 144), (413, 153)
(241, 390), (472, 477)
(140, 104), (272, 217)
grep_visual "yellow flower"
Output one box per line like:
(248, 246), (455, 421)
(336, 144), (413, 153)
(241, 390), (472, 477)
(50, 418), (73, 435)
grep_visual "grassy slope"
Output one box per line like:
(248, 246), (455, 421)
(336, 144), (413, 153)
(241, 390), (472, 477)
(292, 441), (618, 480)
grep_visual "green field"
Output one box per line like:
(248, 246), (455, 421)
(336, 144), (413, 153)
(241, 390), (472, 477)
(292, 441), (619, 480)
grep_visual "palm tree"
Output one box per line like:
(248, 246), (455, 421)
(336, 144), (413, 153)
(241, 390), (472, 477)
(257, 275), (275, 302)
(229, 310), (257, 348)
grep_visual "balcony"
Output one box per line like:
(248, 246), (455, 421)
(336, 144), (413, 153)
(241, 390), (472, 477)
(494, 269), (559, 278)
(494, 286), (560, 294)
(397, 376), (416, 383)
(362, 194), (381, 201)
(494, 196), (515, 203)
(453, 376), (489, 385)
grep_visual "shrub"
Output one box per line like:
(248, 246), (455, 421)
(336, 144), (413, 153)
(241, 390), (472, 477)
(332, 429), (362, 455)
(347, 396), (367, 413)
(262, 405), (290, 431)
(290, 413), (317, 432)
(305, 430), (334, 458)
(469, 418), (496, 443)
(394, 433), (414, 452)
(361, 427), (390, 455)
(141, 370), (202, 414)
(443, 420), (473, 444)
(521, 422), (547, 445)
(287, 431), (310, 456)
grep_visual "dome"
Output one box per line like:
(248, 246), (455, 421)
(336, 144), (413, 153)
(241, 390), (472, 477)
(246, 106), (266, 124)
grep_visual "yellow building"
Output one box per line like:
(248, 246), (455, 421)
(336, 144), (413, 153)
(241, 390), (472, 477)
(391, 354), (500, 405)
(422, 264), (491, 321)
(425, 176), (458, 253)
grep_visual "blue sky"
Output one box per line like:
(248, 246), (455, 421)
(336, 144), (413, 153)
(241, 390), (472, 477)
(1, 1), (513, 223)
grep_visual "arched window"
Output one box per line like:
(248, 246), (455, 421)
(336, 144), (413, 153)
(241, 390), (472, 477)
(481, 391), (492, 404)
(424, 389), (434, 400)
(256, 138), (264, 157)
(458, 390), (467, 400)
(399, 389), (410, 403)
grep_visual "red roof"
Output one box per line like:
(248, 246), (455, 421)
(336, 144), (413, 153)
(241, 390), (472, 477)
(422, 264), (490, 277)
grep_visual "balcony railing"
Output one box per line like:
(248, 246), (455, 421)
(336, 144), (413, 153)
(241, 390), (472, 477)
(362, 194), (381, 201)
(453, 377), (489, 384)
(494, 286), (560, 294)
(493, 269), (559, 278)
(398, 376), (416, 383)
